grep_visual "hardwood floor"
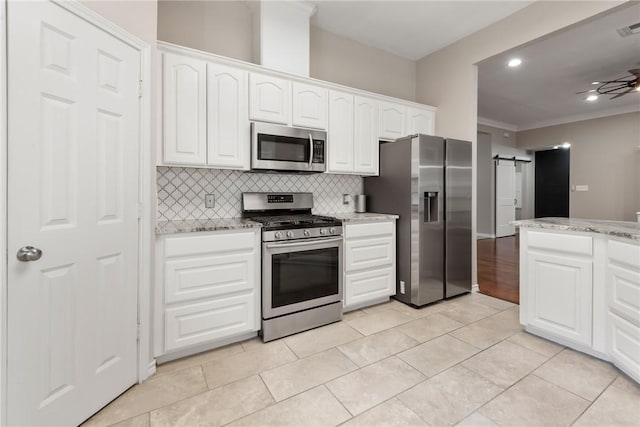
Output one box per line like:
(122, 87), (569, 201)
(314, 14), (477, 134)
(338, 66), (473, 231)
(477, 235), (520, 304)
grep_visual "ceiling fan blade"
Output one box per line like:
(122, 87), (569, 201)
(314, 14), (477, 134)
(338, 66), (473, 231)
(610, 87), (635, 100)
(629, 69), (640, 78)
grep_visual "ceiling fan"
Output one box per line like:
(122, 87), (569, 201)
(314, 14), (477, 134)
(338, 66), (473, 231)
(577, 69), (640, 99)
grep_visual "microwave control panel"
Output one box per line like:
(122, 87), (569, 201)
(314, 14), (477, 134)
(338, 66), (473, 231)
(312, 140), (325, 164)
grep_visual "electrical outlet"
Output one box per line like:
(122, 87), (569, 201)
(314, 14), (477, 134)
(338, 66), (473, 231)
(400, 281), (406, 294)
(205, 194), (215, 208)
(343, 194), (350, 205)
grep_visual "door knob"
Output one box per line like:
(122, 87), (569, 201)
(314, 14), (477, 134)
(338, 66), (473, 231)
(16, 246), (42, 262)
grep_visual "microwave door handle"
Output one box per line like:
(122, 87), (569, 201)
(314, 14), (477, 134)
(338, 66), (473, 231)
(308, 134), (313, 169)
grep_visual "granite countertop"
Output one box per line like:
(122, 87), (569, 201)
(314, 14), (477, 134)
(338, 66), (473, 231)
(330, 212), (400, 222)
(156, 218), (262, 235)
(512, 217), (640, 241)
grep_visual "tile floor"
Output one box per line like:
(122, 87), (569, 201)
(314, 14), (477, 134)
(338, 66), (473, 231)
(83, 292), (640, 427)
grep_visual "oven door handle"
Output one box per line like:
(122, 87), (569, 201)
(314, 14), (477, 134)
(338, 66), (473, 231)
(265, 236), (343, 249)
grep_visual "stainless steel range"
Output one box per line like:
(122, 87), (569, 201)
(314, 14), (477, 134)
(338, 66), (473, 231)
(242, 192), (343, 342)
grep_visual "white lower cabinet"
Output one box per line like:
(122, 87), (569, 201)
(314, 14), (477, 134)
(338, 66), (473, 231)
(607, 239), (640, 381)
(520, 228), (640, 384)
(526, 250), (593, 347)
(155, 229), (261, 358)
(343, 221), (396, 310)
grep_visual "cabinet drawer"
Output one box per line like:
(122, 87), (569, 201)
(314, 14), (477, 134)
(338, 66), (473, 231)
(528, 230), (592, 256)
(165, 252), (255, 304)
(609, 240), (640, 269)
(165, 231), (256, 258)
(346, 237), (394, 273)
(345, 221), (394, 240)
(345, 267), (395, 308)
(608, 263), (640, 326)
(165, 292), (257, 352)
(608, 312), (640, 381)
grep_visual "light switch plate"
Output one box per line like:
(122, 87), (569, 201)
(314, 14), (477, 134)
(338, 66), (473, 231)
(343, 194), (350, 205)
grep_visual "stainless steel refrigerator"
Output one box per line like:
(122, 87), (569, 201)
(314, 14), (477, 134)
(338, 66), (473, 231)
(364, 134), (472, 306)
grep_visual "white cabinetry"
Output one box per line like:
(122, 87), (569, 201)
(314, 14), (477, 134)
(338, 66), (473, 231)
(163, 53), (207, 165)
(354, 96), (379, 175)
(607, 239), (640, 381)
(292, 82), (327, 130)
(344, 221), (396, 310)
(378, 101), (407, 141)
(249, 72), (291, 125)
(520, 227), (640, 384)
(207, 64), (249, 169)
(155, 229), (261, 358)
(327, 91), (354, 173)
(408, 107), (435, 135)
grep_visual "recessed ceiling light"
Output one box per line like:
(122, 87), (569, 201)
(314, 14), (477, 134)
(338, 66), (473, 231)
(508, 58), (522, 67)
(591, 81), (600, 85)
(586, 95), (598, 102)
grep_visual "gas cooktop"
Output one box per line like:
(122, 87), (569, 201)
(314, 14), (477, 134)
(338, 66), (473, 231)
(248, 214), (341, 230)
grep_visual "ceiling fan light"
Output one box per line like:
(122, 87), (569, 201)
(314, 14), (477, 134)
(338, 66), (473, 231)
(508, 58), (522, 67)
(586, 95), (598, 102)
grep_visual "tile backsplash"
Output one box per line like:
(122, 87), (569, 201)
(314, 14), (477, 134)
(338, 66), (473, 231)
(157, 167), (363, 221)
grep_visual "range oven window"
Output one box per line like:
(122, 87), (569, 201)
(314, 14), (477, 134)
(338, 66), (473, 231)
(258, 134), (309, 163)
(271, 247), (339, 308)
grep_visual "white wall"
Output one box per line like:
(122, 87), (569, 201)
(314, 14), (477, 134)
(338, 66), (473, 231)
(156, 0), (417, 101)
(416, 1), (624, 285)
(517, 112), (640, 221)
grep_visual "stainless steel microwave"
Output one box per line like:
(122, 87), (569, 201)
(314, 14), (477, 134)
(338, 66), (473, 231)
(251, 123), (326, 173)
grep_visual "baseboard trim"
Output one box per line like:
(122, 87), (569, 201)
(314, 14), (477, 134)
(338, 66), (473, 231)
(472, 284), (480, 293)
(477, 233), (495, 239)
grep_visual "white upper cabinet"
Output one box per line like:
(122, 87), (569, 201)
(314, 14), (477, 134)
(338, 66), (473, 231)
(292, 82), (328, 130)
(249, 72), (291, 125)
(327, 90), (354, 173)
(207, 64), (249, 170)
(163, 53), (207, 164)
(378, 101), (407, 141)
(408, 107), (435, 135)
(354, 96), (379, 175)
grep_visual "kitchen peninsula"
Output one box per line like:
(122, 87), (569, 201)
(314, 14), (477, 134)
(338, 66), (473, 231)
(515, 218), (640, 384)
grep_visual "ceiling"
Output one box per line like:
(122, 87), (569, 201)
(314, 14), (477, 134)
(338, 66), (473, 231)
(310, 1), (533, 61)
(478, 2), (640, 130)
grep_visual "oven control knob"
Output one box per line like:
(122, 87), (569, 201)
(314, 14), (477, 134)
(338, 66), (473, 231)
(286, 231), (294, 238)
(274, 232), (282, 239)
(330, 227), (336, 234)
(304, 229), (310, 237)
(320, 229), (327, 235)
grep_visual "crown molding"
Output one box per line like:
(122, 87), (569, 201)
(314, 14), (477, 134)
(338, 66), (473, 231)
(517, 104), (640, 131)
(477, 117), (518, 132)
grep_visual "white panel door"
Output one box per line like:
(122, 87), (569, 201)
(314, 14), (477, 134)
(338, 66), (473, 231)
(495, 160), (516, 237)
(527, 251), (593, 347)
(354, 96), (379, 175)
(292, 82), (327, 130)
(7, 2), (140, 425)
(249, 72), (290, 124)
(327, 90), (354, 173)
(207, 63), (249, 169)
(407, 107), (435, 135)
(163, 53), (207, 164)
(378, 101), (406, 141)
